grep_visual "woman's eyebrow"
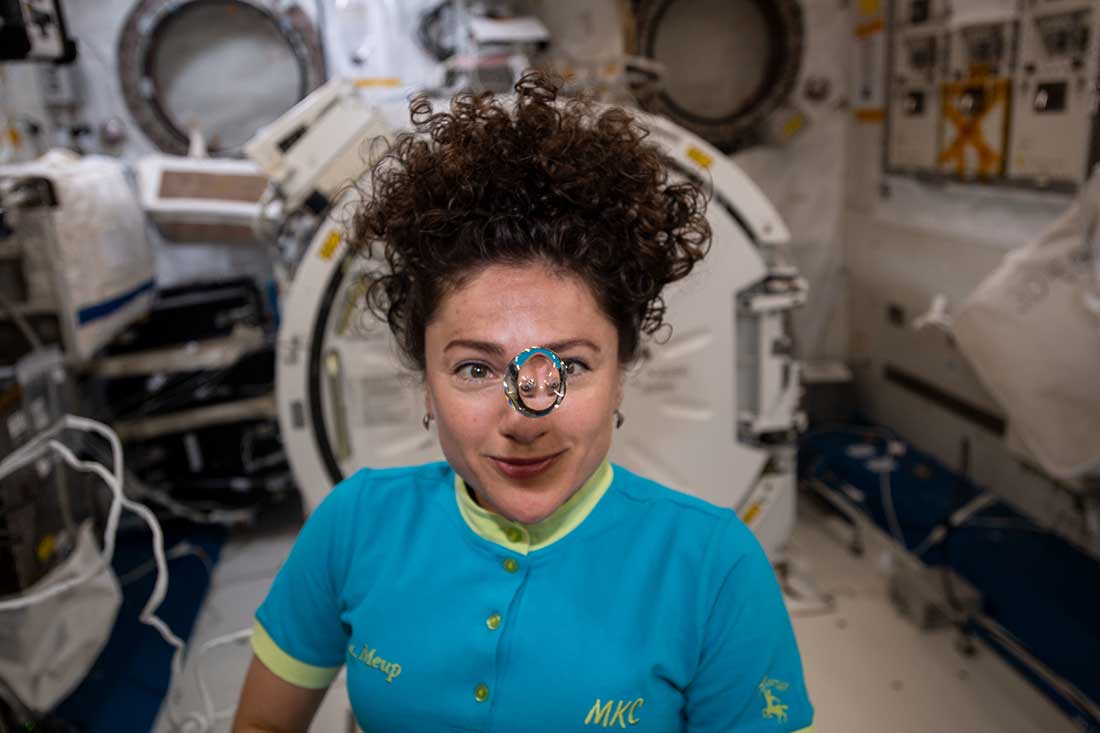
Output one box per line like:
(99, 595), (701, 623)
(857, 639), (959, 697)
(443, 338), (600, 356)
(545, 339), (600, 354)
(444, 339), (506, 357)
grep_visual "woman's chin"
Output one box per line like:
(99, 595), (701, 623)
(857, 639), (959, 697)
(485, 487), (563, 525)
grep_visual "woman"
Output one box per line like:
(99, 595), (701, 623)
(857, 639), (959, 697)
(233, 71), (814, 733)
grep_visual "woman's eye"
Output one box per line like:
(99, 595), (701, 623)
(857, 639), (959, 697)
(456, 362), (493, 380)
(563, 359), (588, 376)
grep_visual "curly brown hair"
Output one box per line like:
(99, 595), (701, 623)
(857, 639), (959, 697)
(350, 70), (711, 371)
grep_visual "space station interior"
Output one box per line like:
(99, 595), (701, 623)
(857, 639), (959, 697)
(0, 0), (1098, 731)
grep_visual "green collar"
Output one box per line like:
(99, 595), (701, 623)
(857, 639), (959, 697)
(454, 461), (613, 555)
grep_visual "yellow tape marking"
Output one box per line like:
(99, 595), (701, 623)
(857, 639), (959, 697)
(319, 231), (342, 261)
(686, 146), (713, 170)
(37, 534), (55, 563)
(783, 115), (806, 138)
(855, 18), (884, 38)
(355, 77), (402, 88)
(855, 108), (886, 122)
(858, 0), (881, 17)
(939, 78), (1008, 176)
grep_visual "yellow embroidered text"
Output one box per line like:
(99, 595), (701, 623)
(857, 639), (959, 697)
(348, 642), (402, 683)
(584, 697), (645, 727)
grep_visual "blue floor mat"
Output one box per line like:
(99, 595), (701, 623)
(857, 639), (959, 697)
(52, 519), (226, 731)
(801, 425), (1100, 729)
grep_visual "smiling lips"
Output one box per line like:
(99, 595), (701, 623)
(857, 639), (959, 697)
(489, 452), (564, 479)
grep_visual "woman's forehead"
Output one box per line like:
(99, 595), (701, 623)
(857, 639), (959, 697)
(428, 264), (614, 351)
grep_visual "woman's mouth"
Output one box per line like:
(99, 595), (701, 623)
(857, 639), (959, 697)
(488, 452), (564, 480)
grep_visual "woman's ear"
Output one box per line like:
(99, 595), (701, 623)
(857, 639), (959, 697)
(614, 366), (625, 412)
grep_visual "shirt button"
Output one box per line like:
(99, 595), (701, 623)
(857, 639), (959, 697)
(502, 557), (519, 573)
(505, 527), (523, 543)
(486, 613), (502, 631)
(474, 683), (490, 703)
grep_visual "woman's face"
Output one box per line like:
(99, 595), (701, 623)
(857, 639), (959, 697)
(423, 263), (623, 524)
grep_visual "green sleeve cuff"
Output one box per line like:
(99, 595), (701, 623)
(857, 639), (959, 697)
(251, 620), (342, 690)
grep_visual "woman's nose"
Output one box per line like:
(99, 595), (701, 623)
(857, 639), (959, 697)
(497, 400), (550, 444)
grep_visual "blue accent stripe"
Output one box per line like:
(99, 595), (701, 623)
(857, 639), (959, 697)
(77, 279), (155, 326)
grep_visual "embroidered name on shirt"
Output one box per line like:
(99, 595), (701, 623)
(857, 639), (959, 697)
(348, 642), (402, 683)
(584, 697), (644, 727)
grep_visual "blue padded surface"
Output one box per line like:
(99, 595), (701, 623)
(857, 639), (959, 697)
(801, 426), (1100, 730)
(52, 519), (225, 731)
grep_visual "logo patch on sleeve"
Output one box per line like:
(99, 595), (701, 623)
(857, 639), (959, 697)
(759, 677), (790, 723)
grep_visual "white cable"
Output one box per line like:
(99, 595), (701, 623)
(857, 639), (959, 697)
(950, 493), (998, 527)
(865, 454), (906, 547)
(806, 424), (1004, 557)
(119, 541), (212, 586)
(879, 467), (908, 548)
(913, 493), (1000, 556)
(0, 417), (71, 482)
(0, 415), (230, 732)
(78, 438), (259, 528)
(807, 429), (1100, 725)
(138, 482), (258, 527)
(46, 441), (188, 650)
(195, 628), (254, 726)
(5, 440), (198, 730)
(0, 421), (122, 609)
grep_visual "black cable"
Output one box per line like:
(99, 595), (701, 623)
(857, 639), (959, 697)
(109, 366), (233, 420)
(104, 339), (273, 420)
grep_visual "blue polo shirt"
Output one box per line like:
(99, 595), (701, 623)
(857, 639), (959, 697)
(253, 461), (814, 732)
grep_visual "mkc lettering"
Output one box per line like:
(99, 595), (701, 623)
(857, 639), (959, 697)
(584, 698), (645, 727)
(348, 642), (402, 683)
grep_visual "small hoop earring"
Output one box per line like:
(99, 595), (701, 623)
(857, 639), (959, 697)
(614, 410), (624, 429)
(422, 414), (433, 431)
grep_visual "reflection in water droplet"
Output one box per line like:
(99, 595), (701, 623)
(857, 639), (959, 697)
(516, 352), (559, 412)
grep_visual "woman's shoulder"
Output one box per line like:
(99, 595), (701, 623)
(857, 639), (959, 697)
(316, 460), (454, 515)
(609, 463), (740, 522)
(345, 460), (453, 488)
(607, 462), (763, 560)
